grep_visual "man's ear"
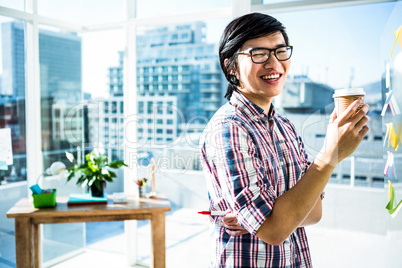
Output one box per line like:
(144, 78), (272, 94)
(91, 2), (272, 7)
(224, 59), (236, 76)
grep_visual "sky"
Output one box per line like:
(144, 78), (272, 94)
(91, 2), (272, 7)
(274, 2), (397, 89)
(0, 1), (399, 97)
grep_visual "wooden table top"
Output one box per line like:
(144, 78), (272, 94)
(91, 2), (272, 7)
(7, 195), (171, 219)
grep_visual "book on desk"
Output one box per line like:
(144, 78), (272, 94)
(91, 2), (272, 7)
(67, 193), (108, 206)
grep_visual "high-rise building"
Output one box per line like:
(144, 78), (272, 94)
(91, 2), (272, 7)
(1, 21), (82, 101)
(104, 22), (226, 151)
(109, 23), (225, 119)
(1, 21), (24, 97)
(1, 21), (83, 176)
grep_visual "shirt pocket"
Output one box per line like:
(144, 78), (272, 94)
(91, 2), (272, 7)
(260, 153), (280, 189)
(280, 142), (304, 189)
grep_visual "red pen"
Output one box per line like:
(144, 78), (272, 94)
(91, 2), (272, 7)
(198, 210), (227, 216)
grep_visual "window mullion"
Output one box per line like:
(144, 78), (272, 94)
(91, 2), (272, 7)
(25, 0), (43, 189)
(123, 0), (138, 266)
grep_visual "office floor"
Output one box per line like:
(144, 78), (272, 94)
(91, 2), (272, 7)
(0, 208), (210, 268)
(2, 208), (402, 268)
(51, 208), (210, 268)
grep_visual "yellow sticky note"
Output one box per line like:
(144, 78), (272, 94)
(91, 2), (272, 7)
(391, 26), (402, 58)
(396, 123), (402, 151)
(397, 26), (402, 48)
(389, 180), (393, 201)
(384, 122), (402, 151)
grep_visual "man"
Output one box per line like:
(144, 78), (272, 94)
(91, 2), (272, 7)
(200, 13), (369, 267)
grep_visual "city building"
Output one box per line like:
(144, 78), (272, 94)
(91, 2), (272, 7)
(0, 20), (83, 178)
(1, 21), (82, 101)
(106, 23), (226, 146)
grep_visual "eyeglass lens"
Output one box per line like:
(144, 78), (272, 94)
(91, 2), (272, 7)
(251, 47), (292, 63)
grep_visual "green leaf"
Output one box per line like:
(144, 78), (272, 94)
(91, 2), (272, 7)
(66, 172), (75, 182)
(64, 150), (126, 191)
(104, 176), (113, 182)
(88, 161), (98, 172)
(108, 160), (128, 169)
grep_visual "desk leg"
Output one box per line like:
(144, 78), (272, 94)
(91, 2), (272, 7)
(33, 224), (41, 267)
(14, 217), (32, 268)
(151, 212), (166, 268)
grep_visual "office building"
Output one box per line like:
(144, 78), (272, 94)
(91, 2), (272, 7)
(107, 23), (226, 145)
(1, 21), (82, 176)
(1, 21), (82, 101)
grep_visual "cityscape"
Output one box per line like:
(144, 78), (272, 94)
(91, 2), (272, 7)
(0, 19), (388, 187)
(1, 1), (402, 267)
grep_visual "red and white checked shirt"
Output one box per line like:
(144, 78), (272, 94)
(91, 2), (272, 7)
(200, 91), (313, 267)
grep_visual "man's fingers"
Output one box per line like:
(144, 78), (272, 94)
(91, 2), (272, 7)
(329, 108), (337, 123)
(221, 213), (237, 225)
(354, 114), (370, 131)
(338, 97), (364, 123)
(221, 223), (243, 230)
(225, 229), (249, 237)
(351, 104), (369, 123)
(358, 124), (370, 138)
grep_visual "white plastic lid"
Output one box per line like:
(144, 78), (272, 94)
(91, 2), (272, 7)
(333, 88), (365, 98)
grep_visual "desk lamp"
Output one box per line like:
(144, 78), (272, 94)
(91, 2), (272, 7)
(31, 162), (67, 194)
(44, 161), (66, 176)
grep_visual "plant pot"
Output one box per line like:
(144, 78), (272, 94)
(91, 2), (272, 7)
(91, 181), (105, 197)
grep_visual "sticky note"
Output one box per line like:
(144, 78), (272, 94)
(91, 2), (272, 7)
(384, 122), (402, 151)
(391, 26), (402, 59)
(384, 151), (397, 179)
(381, 91), (401, 116)
(386, 180), (402, 218)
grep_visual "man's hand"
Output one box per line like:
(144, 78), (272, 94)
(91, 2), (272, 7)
(219, 212), (249, 236)
(318, 98), (370, 166)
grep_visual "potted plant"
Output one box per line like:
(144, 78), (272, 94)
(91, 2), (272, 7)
(65, 150), (127, 197)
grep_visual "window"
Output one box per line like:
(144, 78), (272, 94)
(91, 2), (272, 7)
(1, 2), (400, 268)
(138, 102), (144, 113)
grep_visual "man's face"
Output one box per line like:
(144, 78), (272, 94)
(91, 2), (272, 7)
(235, 32), (291, 108)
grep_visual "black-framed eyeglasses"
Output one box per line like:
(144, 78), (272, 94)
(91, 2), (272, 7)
(236, 46), (293, 63)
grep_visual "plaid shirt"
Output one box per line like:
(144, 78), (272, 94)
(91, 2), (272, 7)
(200, 91), (313, 267)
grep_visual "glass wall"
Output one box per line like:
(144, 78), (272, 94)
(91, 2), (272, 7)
(1, 1), (401, 267)
(136, 0), (231, 18)
(0, 17), (26, 185)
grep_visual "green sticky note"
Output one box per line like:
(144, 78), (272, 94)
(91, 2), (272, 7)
(386, 180), (402, 218)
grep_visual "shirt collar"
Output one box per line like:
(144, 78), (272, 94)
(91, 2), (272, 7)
(230, 90), (276, 122)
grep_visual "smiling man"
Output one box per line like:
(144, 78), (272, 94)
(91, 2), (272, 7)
(200, 13), (370, 267)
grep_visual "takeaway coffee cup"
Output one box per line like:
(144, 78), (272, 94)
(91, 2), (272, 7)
(332, 88), (366, 116)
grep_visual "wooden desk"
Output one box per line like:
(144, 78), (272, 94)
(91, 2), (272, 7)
(7, 195), (171, 268)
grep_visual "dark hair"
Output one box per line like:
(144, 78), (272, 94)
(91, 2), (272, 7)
(219, 13), (289, 100)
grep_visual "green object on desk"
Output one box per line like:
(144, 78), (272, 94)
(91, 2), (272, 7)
(67, 193), (108, 206)
(32, 189), (57, 208)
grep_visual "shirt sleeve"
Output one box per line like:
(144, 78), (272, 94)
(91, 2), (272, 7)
(294, 124), (325, 198)
(205, 120), (277, 235)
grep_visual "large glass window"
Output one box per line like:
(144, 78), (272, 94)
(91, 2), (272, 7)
(272, 3), (401, 267)
(0, 18), (28, 259)
(136, 0), (231, 18)
(37, 0), (124, 25)
(0, 1), (24, 10)
(1, 1), (401, 267)
(0, 17), (26, 185)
